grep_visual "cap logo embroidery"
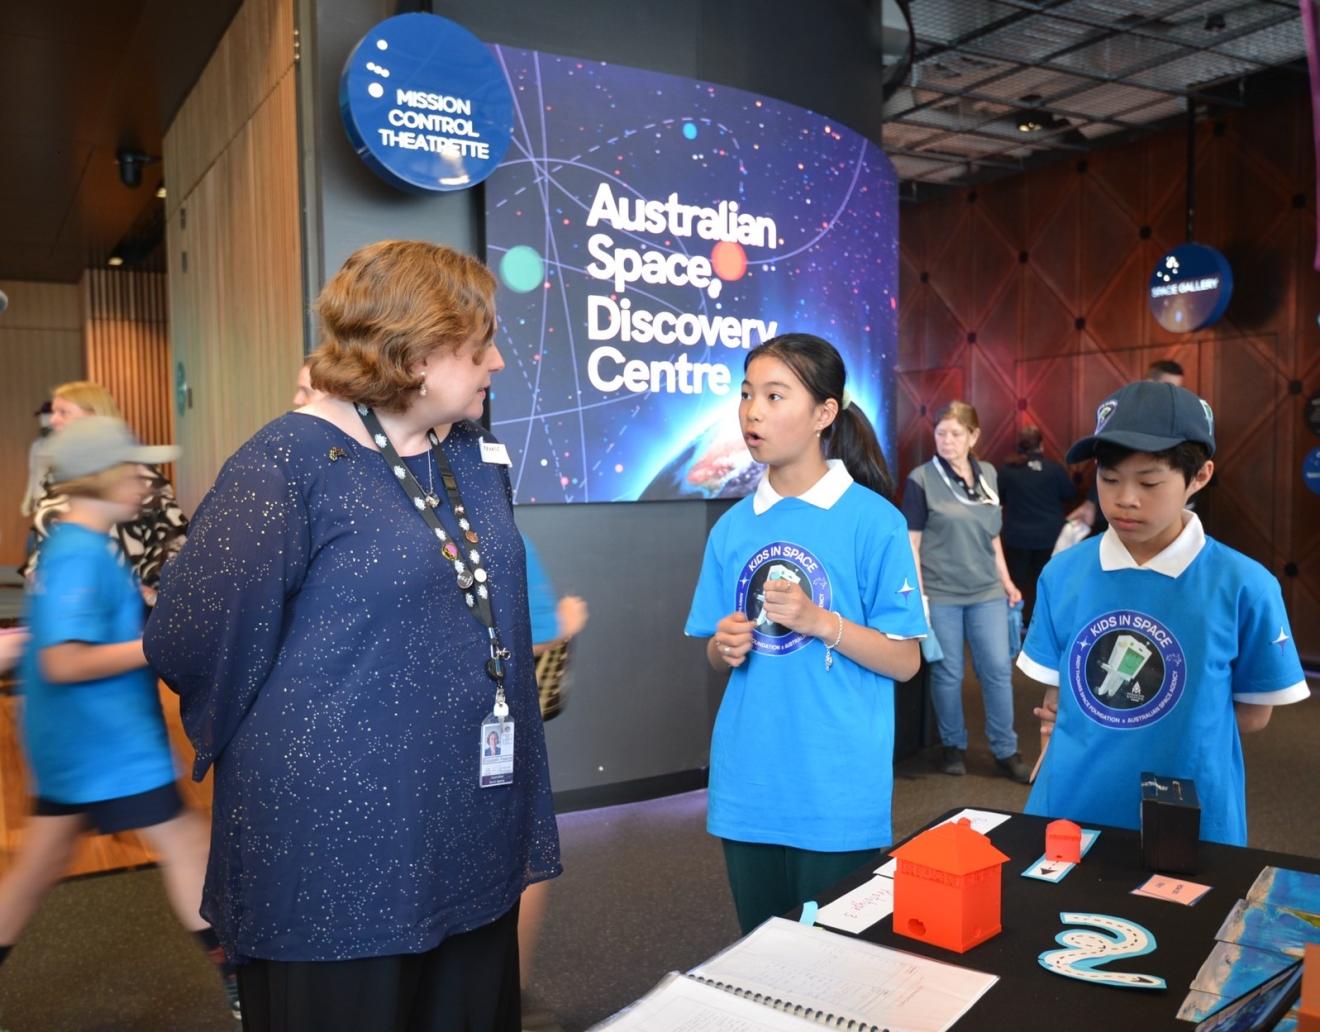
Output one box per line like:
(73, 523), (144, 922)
(1095, 399), (1118, 432)
(1199, 399), (1214, 436)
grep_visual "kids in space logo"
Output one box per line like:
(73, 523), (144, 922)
(735, 541), (832, 657)
(583, 182), (781, 398)
(1067, 610), (1186, 728)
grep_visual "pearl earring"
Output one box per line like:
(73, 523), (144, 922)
(419, 382), (428, 397)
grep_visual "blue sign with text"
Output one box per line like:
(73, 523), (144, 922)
(1148, 243), (1233, 333)
(1304, 446), (1320, 496)
(339, 13), (513, 193)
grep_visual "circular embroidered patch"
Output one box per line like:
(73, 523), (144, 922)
(735, 542), (833, 657)
(1067, 610), (1186, 728)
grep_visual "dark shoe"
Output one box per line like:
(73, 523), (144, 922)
(940, 746), (966, 776)
(996, 752), (1031, 784)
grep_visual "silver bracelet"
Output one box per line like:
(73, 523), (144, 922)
(824, 611), (844, 672)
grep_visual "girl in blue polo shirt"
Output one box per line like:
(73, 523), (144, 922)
(685, 334), (927, 933)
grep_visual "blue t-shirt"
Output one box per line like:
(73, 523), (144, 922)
(523, 535), (559, 645)
(1020, 529), (1307, 846)
(21, 523), (175, 804)
(685, 468), (926, 851)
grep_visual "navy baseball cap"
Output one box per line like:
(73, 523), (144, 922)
(1066, 381), (1215, 464)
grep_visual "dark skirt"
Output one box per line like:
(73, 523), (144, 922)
(236, 903), (520, 1032)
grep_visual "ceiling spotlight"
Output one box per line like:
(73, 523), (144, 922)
(107, 254), (125, 268)
(155, 184), (167, 199)
(1018, 117), (1044, 132)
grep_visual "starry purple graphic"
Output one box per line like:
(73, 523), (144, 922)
(484, 46), (899, 504)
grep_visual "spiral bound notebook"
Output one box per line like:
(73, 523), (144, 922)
(592, 917), (998, 1032)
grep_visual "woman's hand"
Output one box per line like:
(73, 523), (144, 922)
(1005, 581), (1023, 607)
(710, 612), (754, 669)
(761, 579), (826, 638)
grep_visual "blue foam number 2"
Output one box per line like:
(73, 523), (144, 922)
(1038, 912), (1166, 989)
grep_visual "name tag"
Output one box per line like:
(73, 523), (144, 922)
(480, 440), (512, 466)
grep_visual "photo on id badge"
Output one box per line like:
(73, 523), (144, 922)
(480, 720), (514, 787)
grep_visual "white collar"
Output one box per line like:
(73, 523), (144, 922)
(752, 460), (853, 515)
(1099, 511), (1206, 578)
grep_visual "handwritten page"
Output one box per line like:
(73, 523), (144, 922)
(690, 917), (998, 1032)
(591, 973), (814, 1032)
(815, 876), (894, 934)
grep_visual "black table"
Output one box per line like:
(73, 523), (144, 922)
(809, 808), (1320, 1031)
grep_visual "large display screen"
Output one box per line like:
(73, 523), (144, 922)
(484, 47), (899, 504)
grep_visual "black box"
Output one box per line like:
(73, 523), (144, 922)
(1140, 772), (1201, 873)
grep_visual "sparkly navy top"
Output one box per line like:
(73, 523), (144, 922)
(144, 413), (561, 962)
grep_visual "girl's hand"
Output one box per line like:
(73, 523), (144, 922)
(761, 579), (824, 637)
(713, 612), (754, 668)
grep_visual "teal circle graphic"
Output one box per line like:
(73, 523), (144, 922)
(500, 245), (545, 293)
(682, 121), (698, 140)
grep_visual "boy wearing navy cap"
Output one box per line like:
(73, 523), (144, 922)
(1018, 381), (1308, 846)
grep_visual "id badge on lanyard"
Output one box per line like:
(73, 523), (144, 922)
(479, 714), (515, 788)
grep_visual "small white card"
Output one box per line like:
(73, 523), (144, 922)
(1021, 829), (1101, 882)
(815, 876), (895, 934)
(480, 439), (512, 465)
(874, 857), (898, 878)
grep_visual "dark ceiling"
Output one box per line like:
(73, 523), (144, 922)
(0, 1), (243, 283)
(883, 0), (1309, 195)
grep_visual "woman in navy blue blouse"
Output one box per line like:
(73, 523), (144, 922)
(145, 241), (561, 1030)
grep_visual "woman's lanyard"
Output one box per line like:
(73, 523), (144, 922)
(357, 404), (511, 720)
(932, 455), (1000, 507)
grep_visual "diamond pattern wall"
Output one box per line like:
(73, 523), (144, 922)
(897, 89), (1320, 659)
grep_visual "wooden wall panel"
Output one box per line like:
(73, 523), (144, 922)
(162, 0), (295, 221)
(898, 88), (1320, 659)
(0, 281), (84, 567)
(82, 269), (173, 449)
(163, 0), (303, 514)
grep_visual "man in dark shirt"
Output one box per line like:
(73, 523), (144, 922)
(998, 426), (1077, 625)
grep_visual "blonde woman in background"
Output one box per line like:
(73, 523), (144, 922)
(19, 381), (188, 604)
(902, 401), (1029, 783)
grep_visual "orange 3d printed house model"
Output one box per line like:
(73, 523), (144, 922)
(891, 818), (1010, 954)
(1046, 819), (1083, 864)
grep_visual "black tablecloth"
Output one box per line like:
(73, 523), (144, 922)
(808, 808), (1320, 1031)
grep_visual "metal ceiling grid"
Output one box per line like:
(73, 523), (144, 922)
(885, 0), (1307, 191)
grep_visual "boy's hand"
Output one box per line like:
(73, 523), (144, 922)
(713, 612), (754, 668)
(1030, 687), (1058, 783)
(555, 595), (589, 640)
(761, 579), (822, 637)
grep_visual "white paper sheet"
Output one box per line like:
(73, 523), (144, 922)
(690, 917), (998, 1032)
(591, 973), (815, 1032)
(874, 858), (898, 878)
(815, 876), (894, 934)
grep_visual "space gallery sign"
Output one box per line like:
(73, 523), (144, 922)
(1148, 243), (1233, 333)
(339, 13), (513, 192)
